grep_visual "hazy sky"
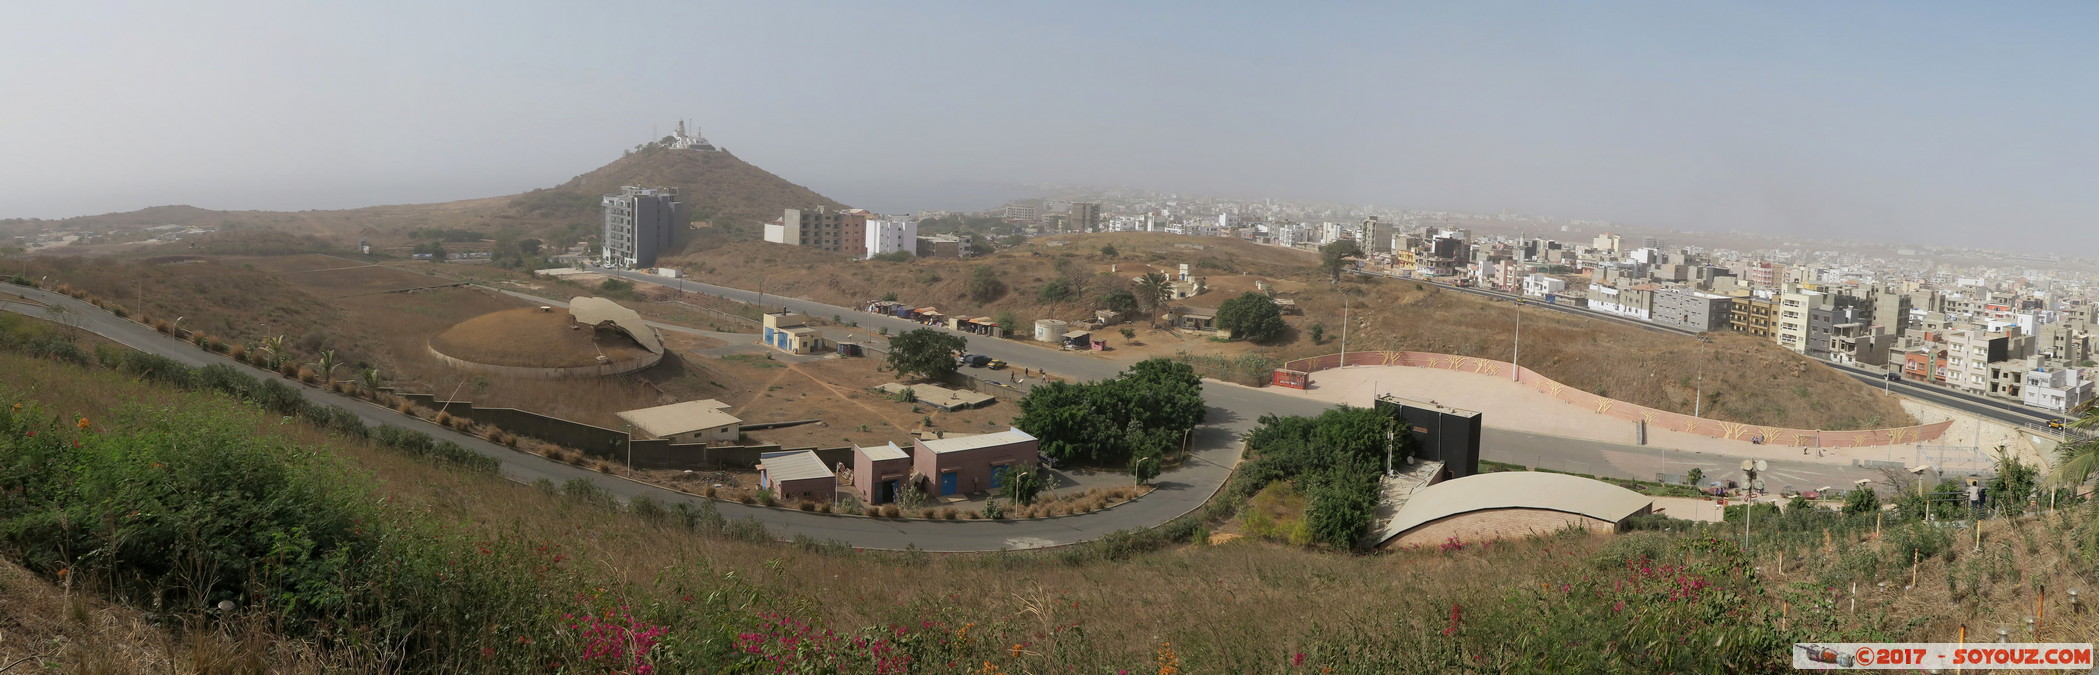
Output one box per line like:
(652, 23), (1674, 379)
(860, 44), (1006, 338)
(5, 2), (2097, 251)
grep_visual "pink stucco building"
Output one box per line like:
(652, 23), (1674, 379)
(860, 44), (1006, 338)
(911, 428), (1039, 497)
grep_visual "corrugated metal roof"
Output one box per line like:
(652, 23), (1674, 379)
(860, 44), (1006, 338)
(1383, 472), (1651, 541)
(920, 427), (1036, 454)
(759, 450), (833, 483)
(857, 442), (908, 461)
(569, 296), (664, 354)
(615, 400), (741, 438)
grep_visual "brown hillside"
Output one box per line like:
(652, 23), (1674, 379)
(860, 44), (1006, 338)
(505, 144), (845, 235)
(662, 232), (1914, 431)
(14, 141), (846, 252)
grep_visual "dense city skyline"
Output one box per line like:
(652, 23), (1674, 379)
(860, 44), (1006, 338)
(6, 2), (2099, 253)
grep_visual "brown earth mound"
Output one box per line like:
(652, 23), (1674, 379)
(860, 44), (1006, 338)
(429, 307), (651, 368)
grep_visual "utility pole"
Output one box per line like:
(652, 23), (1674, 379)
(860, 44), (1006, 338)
(1339, 294), (1349, 369)
(1511, 304), (1521, 381)
(1693, 337), (1708, 417)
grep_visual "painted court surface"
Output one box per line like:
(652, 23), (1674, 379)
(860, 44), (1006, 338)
(1291, 366), (1941, 468)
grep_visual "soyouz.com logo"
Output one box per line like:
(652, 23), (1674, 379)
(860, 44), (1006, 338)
(1794, 643), (2094, 670)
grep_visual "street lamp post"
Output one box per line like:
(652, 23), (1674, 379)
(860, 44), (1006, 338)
(1511, 303), (1521, 381)
(1693, 337), (1709, 417)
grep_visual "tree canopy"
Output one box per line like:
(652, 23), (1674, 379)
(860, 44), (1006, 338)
(886, 328), (966, 381)
(967, 266), (1007, 303)
(1319, 240), (1364, 283)
(1013, 358), (1207, 465)
(1215, 292), (1288, 343)
(1238, 406), (1409, 550)
(1100, 289), (1138, 316)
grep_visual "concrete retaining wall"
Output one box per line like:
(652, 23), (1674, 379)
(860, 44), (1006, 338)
(425, 343), (663, 379)
(1280, 351), (1952, 448)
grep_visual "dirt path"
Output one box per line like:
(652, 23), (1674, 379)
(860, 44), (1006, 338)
(784, 363), (915, 435)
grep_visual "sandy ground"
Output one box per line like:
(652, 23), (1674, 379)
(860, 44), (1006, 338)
(1294, 366), (1952, 468)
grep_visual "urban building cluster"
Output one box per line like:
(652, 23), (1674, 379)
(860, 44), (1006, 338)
(983, 192), (2098, 415)
(761, 207), (974, 259)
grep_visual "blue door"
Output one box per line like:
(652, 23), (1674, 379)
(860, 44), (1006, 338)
(990, 466), (1008, 489)
(939, 472), (959, 495)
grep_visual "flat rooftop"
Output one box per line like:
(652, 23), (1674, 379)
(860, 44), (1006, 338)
(857, 442), (908, 461)
(920, 427), (1036, 454)
(759, 450), (833, 483)
(616, 399), (740, 438)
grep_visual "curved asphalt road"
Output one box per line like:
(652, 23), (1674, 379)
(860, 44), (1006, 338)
(5, 268), (1901, 550)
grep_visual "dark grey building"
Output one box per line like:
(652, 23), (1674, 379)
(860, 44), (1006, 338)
(1069, 202), (1101, 233)
(1374, 395), (1480, 479)
(602, 186), (685, 268)
(1651, 289), (1733, 333)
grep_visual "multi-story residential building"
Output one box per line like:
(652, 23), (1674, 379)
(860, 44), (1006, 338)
(1730, 295), (1776, 338)
(769, 207), (868, 257)
(2024, 366), (2094, 413)
(601, 186), (685, 268)
(1746, 262), (1785, 288)
(1940, 326), (2033, 396)
(1589, 284), (1655, 321)
(1591, 233), (1621, 255)
(1001, 201), (1041, 226)
(1830, 323), (1895, 367)
(1652, 289), (1732, 333)
(1420, 234), (1470, 277)
(1357, 217), (1395, 253)
(863, 217), (918, 259)
(1069, 202), (1101, 233)
(915, 235), (973, 258)
(1870, 288), (1913, 338)
(1775, 288), (1830, 356)
(1522, 274), (1566, 299)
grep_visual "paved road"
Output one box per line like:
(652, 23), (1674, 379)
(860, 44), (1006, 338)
(588, 268), (1893, 486)
(5, 272), (1899, 551)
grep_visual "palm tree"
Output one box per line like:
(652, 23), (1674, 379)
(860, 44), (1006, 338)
(1134, 272), (1172, 326)
(258, 335), (288, 368)
(2048, 408), (2099, 493)
(314, 350), (340, 384)
(360, 368), (383, 393)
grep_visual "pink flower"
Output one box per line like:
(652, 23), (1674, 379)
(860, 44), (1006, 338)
(1293, 652), (1306, 666)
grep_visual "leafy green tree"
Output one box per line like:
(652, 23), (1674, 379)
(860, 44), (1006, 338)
(1842, 486), (1880, 514)
(1303, 456), (1381, 549)
(1119, 326), (1135, 340)
(1003, 467), (1046, 505)
(881, 291), (899, 302)
(1117, 358), (1207, 434)
(1215, 292), (1288, 342)
(1037, 278), (1073, 303)
(517, 238), (543, 255)
(1319, 240), (1364, 283)
(1130, 455), (1160, 486)
(967, 266), (1006, 303)
(1101, 289), (1138, 316)
(1099, 244), (1119, 257)
(885, 328), (967, 381)
(1686, 467), (1704, 486)
(1014, 381), (1124, 463)
(1308, 323), (1325, 344)
(1987, 447), (2039, 517)
(995, 311), (1020, 336)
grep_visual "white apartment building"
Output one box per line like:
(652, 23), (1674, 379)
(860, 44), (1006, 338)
(1522, 274), (1566, 298)
(1774, 289), (1824, 356)
(863, 218), (917, 259)
(2024, 367), (2094, 413)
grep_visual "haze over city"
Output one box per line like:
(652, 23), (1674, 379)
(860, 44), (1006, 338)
(6, 1), (2099, 252)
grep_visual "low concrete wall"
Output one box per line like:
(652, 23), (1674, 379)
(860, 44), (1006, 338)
(1280, 351), (1952, 448)
(425, 343), (663, 379)
(386, 389), (843, 470)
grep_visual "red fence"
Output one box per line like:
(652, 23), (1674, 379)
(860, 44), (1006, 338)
(1279, 351), (1951, 448)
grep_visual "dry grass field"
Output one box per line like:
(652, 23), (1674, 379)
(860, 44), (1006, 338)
(5, 354), (2092, 673)
(660, 232), (1914, 430)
